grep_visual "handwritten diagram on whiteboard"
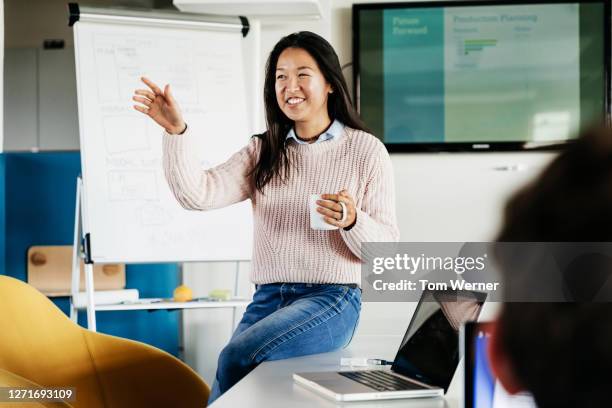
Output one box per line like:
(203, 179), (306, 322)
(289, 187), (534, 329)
(74, 21), (253, 263)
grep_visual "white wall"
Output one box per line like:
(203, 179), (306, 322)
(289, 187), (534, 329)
(182, 0), (558, 385)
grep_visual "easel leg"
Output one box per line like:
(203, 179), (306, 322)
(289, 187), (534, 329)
(72, 177), (97, 331)
(70, 178), (82, 322)
(85, 262), (97, 331)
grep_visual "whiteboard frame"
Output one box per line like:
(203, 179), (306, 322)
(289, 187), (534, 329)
(69, 3), (249, 34)
(72, 7), (258, 264)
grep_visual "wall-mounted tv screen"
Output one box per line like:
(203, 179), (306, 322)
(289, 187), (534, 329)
(353, 0), (610, 152)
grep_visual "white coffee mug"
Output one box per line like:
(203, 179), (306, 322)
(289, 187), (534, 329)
(309, 194), (347, 230)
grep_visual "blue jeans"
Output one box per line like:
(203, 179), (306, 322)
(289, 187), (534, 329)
(208, 283), (361, 404)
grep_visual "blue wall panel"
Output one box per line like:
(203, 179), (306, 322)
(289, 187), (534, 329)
(0, 155), (5, 272)
(3, 152), (179, 356)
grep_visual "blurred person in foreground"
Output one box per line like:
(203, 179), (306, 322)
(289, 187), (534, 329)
(488, 124), (612, 408)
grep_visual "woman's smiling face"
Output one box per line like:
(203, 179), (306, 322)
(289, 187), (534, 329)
(275, 47), (332, 125)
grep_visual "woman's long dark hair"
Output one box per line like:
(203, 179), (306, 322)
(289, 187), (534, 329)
(250, 31), (368, 193)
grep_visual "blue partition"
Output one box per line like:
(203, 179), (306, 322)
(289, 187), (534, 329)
(2, 152), (179, 356)
(0, 155), (5, 267)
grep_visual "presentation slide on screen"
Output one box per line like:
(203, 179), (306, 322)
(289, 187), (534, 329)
(474, 332), (537, 408)
(358, 3), (605, 145)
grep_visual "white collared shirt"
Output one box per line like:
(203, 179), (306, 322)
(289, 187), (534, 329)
(286, 119), (345, 144)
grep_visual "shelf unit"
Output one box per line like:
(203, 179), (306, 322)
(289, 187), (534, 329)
(77, 299), (251, 312)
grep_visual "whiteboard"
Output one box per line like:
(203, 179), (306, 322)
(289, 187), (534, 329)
(73, 17), (253, 263)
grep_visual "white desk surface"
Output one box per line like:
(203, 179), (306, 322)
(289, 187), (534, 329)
(210, 334), (461, 408)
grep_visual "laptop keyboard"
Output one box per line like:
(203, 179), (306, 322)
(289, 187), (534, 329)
(338, 370), (426, 392)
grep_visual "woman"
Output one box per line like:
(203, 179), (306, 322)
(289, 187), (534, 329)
(133, 31), (399, 402)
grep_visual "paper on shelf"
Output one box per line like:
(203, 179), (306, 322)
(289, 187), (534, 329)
(73, 289), (139, 308)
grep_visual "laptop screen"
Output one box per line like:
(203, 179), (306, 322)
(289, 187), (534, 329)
(464, 322), (537, 408)
(392, 289), (486, 391)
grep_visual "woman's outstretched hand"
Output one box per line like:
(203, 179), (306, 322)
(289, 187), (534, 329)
(132, 77), (186, 135)
(318, 190), (357, 229)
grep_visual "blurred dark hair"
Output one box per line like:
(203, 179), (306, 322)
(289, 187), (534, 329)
(497, 124), (612, 242)
(250, 31), (368, 193)
(495, 124), (612, 408)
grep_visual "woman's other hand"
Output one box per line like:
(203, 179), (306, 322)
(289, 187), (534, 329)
(318, 190), (357, 229)
(132, 77), (186, 135)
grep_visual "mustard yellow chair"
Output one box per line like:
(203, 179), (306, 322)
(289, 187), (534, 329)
(0, 276), (210, 408)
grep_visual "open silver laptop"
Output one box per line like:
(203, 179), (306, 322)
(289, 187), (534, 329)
(294, 289), (487, 402)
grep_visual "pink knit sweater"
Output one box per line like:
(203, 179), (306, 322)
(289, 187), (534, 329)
(162, 126), (399, 285)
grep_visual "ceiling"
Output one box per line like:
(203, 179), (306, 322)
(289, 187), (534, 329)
(5, 0), (176, 48)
